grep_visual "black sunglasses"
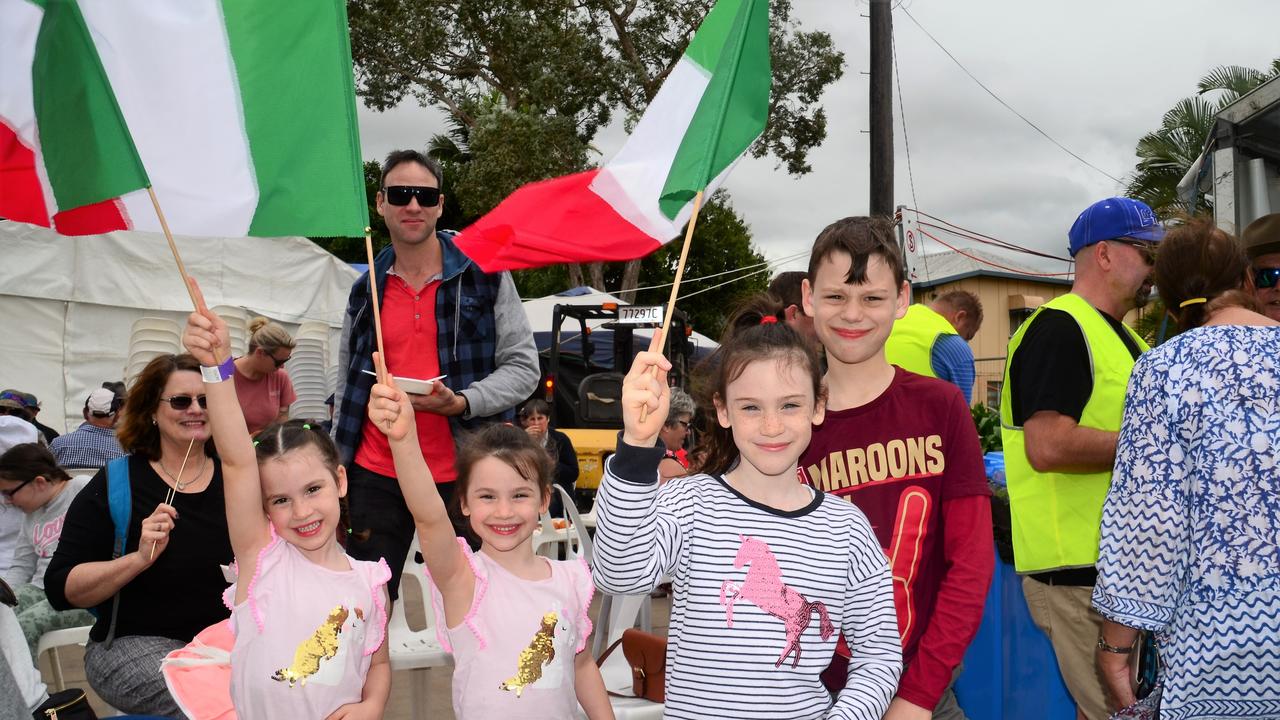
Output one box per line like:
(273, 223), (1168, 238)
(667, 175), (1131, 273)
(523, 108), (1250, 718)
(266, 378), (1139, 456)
(160, 394), (208, 410)
(1109, 238), (1158, 265)
(383, 185), (441, 207)
(1255, 267), (1280, 290)
(1, 478), (33, 500)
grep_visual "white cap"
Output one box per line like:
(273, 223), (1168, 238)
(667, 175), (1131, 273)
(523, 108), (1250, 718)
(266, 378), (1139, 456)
(86, 388), (117, 415)
(0, 416), (39, 454)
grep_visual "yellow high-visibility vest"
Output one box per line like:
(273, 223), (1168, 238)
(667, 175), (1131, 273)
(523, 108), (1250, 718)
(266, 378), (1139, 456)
(885, 304), (957, 378)
(999, 293), (1148, 573)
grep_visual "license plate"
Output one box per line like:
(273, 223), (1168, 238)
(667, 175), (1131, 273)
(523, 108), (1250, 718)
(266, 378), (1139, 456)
(617, 305), (663, 325)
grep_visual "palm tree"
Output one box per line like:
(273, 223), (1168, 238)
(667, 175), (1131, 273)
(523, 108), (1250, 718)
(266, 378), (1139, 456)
(1127, 59), (1280, 216)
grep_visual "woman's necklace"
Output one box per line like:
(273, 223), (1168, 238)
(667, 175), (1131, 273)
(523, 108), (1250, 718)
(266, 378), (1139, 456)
(150, 436), (200, 561)
(158, 444), (207, 491)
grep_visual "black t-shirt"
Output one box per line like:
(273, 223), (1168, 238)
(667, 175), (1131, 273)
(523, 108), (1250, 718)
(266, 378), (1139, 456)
(44, 454), (233, 643)
(1009, 308), (1143, 426)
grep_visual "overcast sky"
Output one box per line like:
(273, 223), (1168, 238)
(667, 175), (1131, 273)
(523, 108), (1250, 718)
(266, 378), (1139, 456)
(356, 0), (1280, 277)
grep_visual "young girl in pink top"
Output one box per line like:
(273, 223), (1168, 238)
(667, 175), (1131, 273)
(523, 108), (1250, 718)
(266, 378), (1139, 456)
(368, 357), (612, 720)
(184, 281), (391, 720)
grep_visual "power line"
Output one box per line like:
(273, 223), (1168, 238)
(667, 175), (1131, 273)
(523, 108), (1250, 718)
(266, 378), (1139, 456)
(891, 20), (929, 282)
(897, 6), (1124, 186)
(568, 249), (810, 300)
(906, 207), (1073, 263)
(917, 227), (1074, 278)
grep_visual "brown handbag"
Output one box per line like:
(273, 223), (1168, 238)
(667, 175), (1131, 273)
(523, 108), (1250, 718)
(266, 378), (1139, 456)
(596, 628), (667, 703)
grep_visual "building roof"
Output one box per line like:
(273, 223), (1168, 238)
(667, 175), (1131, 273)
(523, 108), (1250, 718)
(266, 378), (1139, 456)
(910, 246), (1074, 289)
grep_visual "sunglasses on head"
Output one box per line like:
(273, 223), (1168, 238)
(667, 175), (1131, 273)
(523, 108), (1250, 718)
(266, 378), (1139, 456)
(1255, 267), (1280, 290)
(161, 394), (208, 410)
(383, 185), (441, 207)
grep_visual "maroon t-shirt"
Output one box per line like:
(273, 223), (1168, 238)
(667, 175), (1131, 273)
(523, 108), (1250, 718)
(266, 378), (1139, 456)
(801, 368), (989, 672)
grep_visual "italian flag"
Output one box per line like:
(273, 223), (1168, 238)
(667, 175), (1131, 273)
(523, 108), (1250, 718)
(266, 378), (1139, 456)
(456, 0), (770, 271)
(0, 0), (367, 238)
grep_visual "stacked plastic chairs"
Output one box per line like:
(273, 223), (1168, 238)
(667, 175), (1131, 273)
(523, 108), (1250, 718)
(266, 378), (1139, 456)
(125, 318), (182, 381)
(289, 321), (331, 420)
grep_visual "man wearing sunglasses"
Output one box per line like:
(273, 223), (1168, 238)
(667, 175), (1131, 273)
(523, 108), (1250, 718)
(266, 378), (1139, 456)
(333, 149), (539, 601)
(1000, 197), (1162, 720)
(1243, 213), (1280, 322)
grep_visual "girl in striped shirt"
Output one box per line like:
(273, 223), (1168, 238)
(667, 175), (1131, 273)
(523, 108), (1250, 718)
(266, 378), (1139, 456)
(594, 296), (902, 720)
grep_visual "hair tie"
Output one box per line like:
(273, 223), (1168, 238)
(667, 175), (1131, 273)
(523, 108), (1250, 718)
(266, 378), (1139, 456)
(1178, 297), (1207, 308)
(252, 440), (260, 447)
(759, 315), (778, 325)
(302, 423), (311, 430)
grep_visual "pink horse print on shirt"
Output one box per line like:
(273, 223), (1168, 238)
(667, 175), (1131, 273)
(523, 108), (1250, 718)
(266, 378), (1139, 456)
(719, 535), (834, 668)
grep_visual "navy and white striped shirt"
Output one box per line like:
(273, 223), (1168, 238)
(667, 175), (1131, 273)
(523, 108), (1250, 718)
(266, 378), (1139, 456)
(594, 440), (902, 720)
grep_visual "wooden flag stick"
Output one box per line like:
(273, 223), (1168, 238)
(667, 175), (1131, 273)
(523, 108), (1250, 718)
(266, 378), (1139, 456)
(363, 227), (388, 382)
(639, 189), (705, 423)
(151, 435), (197, 561)
(146, 187), (200, 310)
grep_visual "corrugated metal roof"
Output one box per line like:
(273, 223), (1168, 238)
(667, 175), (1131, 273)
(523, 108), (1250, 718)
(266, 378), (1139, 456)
(910, 246), (1074, 288)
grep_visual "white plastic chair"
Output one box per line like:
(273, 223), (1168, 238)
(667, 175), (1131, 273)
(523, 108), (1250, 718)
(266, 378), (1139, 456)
(592, 593), (665, 719)
(533, 485), (593, 560)
(35, 625), (92, 691)
(387, 536), (452, 719)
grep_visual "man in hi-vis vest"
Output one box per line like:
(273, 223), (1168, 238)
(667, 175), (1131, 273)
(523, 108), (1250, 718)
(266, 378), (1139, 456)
(1000, 197), (1162, 720)
(885, 290), (983, 402)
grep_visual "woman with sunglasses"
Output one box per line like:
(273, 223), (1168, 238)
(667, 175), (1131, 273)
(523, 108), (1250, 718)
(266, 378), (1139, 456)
(44, 354), (233, 717)
(234, 317), (297, 435)
(657, 387), (696, 485)
(1092, 217), (1280, 718)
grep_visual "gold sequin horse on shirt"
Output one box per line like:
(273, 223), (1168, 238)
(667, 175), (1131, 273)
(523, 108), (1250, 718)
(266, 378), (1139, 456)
(500, 611), (559, 697)
(272, 605), (362, 687)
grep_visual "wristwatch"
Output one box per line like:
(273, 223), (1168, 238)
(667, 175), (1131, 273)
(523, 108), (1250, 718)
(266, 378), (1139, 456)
(201, 357), (236, 384)
(456, 390), (471, 419)
(1096, 636), (1135, 654)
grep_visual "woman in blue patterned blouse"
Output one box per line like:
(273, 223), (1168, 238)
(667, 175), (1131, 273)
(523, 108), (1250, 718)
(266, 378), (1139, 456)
(1092, 216), (1280, 718)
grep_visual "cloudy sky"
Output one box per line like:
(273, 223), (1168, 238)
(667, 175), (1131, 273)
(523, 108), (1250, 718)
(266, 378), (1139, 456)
(357, 0), (1280, 278)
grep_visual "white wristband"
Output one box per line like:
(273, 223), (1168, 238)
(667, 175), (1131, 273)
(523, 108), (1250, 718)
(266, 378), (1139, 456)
(201, 357), (235, 383)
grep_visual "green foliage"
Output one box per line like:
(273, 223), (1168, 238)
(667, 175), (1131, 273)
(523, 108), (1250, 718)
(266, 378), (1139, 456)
(970, 403), (1002, 454)
(1132, 298), (1177, 347)
(347, 0), (845, 181)
(1127, 58), (1280, 216)
(453, 104), (590, 217)
(632, 191), (768, 339)
(348, 0), (613, 140)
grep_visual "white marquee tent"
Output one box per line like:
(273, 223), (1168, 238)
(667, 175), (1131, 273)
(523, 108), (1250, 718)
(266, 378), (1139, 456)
(0, 221), (357, 433)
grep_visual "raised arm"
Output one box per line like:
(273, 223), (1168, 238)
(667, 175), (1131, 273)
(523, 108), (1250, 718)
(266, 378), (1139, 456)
(366, 353), (474, 627)
(182, 278), (271, 570)
(592, 336), (683, 593)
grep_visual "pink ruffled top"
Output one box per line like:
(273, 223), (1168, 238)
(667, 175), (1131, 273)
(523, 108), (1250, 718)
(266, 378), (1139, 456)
(223, 529), (390, 719)
(427, 538), (594, 719)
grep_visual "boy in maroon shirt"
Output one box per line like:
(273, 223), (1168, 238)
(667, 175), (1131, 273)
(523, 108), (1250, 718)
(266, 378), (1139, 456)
(800, 217), (993, 718)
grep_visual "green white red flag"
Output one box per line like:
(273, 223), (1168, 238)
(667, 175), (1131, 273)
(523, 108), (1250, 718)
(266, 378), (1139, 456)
(0, 0), (367, 237)
(456, 0), (771, 271)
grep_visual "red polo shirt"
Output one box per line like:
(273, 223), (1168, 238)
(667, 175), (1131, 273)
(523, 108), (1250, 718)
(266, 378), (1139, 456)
(354, 274), (457, 483)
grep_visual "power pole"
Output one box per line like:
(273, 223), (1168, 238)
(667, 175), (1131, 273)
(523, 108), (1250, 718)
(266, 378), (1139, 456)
(869, 0), (894, 217)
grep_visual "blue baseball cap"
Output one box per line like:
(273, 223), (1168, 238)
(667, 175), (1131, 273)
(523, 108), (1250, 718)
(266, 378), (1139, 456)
(1067, 197), (1164, 257)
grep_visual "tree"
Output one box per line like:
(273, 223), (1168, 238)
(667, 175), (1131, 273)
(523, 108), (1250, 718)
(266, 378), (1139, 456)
(631, 190), (768, 339)
(1127, 58), (1280, 216)
(348, 0), (843, 296)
